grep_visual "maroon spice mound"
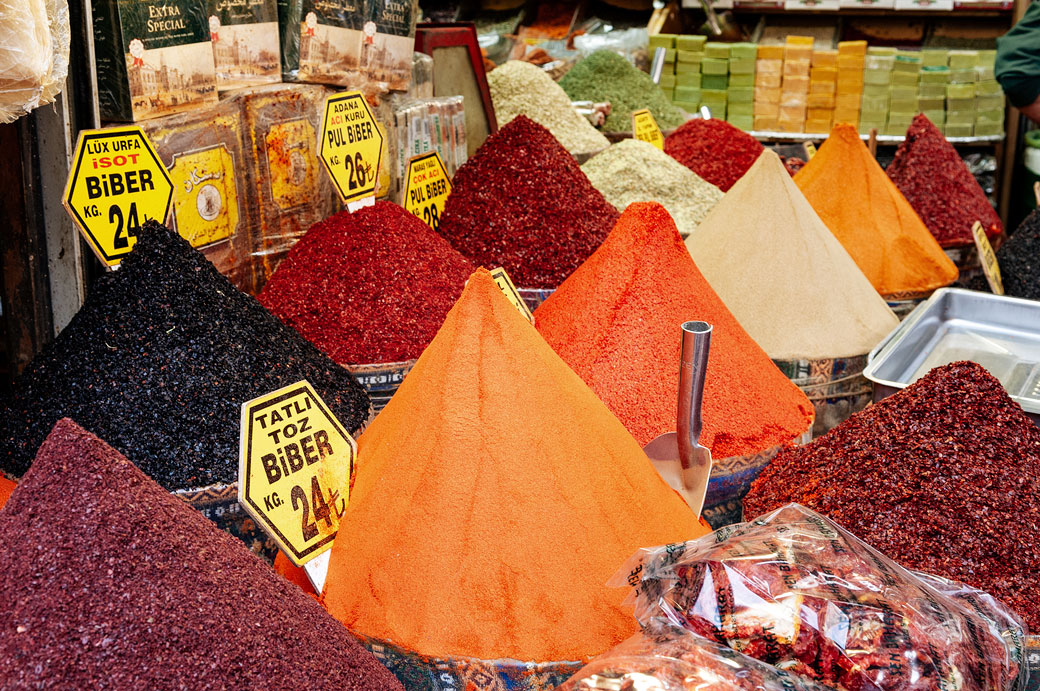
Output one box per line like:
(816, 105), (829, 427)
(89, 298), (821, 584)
(887, 114), (1002, 248)
(436, 115), (619, 289)
(259, 201), (475, 364)
(744, 361), (1040, 628)
(0, 419), (403, 690)
(664, 118), (765, 192)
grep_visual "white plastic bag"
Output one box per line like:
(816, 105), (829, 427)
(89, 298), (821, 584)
(0, 0), (70, 123)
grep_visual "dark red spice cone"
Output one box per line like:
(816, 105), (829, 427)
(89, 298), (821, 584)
(0, 419), (403, 689)
(887, 114), (1002, 248)
(664, 118), (765, 192)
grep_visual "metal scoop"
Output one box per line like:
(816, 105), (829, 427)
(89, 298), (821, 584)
(642, 321), (713, 518)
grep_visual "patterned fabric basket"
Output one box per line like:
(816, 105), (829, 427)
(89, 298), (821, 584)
(345, 360), (416, 414)
(702, 430), (812, 530)
(1024, 635), (1040, 691)
(773, 354), (872, 438)
(354, 634), (582, 691)
(174, 483), (279, 564)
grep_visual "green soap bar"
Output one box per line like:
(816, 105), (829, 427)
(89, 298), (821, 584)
(663, 49), (677, 62)
(884, 124), (909, 136)
(727, 115), (754, 130)
(945, 123), (974, 137)
(867, 46), (897, 56)
(675, 85), (701, 101)
(919, 72), (951, 85)
(674, 100), (701, 112)
(974, 121), (1003, 136)
(976, 93), (1005, 109)
(946, 110), (976, 125)
(862, 84), (892, 97)
(949, 69), (976, 84)
(677, 35), (707, 51)
(976, 80), (1002, 95)
(892, 71), (920, 86)
(729, 73), (754, 87)
(730, 43), (757, 60)
(922, 110), (945, 125)
(918, 84), (947, 98)
(701, 58), (729, 75)
(677, 50), (704, 64)
(895, 50), (921, 59)
(946, 97), (976, 111)
(728, 102), (754, 116)
(893, 59), (922, 73)
(918, 96), (945, 110)
(728, 86), (754, 103)
(676, 61), (701, 75)
(948, 50), (979, 69)
(865, 55), (895, 70)
(864, 70), (893, 85)
(946, 83), (975, 99)
(649, 33), (677, 49)
(703, 104), (726, 118)
(659, 73), (676, 87)
(701, 73), (728, 90)
(890, 86), (917, 99)
(974, 65), (995, 81)
(701, 88), (728, 103)
(922, 50), (948, 67)
(887, 111), (915, 124)
(728, 57), (756, 75)
(677, 72), (703, 88)
(890, 98), (920, 112)
(660, 87), (674, 100)
(705, 42), (731, 59)
(976, 109), (1004, 123)
(979, 49), (997, 61)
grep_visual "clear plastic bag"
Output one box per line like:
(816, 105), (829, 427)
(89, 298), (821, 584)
(561, 625), (834, 691)
(0, 0), (69, 123)
(613, 504), (1027, 691)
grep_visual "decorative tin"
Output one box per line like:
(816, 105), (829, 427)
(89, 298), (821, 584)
(773, 354), (872, 437)
(355, 634), (582, 691)
(345, 360), (416, 413)
(93, 0), (218, 121)
(207, 0), (280, 90)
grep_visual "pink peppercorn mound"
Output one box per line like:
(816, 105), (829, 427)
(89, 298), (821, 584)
(436, 115), (620, 289)
(0, 419), (403, 689)
(887, 114), (1002, 248)
(664, 118), (765, 192)
(744, 361), (1040, 628)
(259, 201), (475, 364)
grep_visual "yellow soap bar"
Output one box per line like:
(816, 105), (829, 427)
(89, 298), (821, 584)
(805, 118), (832, 133)
(754, 103), (780, 117)
(810, 81), (836, 95)
(786, 35), (815, 46)
(777, 118), (805, 133)
(807, 93), (835, 108)
(755, 86), (781, 103)
(757, 45), (784, 60)
(755, 59), (783, 75)
(833, 109), (861, 123)
(755, 73), (782, 89)
(807, 107), (833, 120)
(838, 40), (867, 55)
(810, 66), (838, 81)
(812, 50), (838, 67)
(754, 116), (779, 131)
(785, 47), (813, 62)
(782, 75), (810, 93)
(837, 55), (866, 71)
(835, 93), (862, 109)
(780, 103), (807, 119)
(784, 60), (811, 78)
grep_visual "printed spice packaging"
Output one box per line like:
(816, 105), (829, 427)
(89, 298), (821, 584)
(535, 203), (814, 457)
(744, 361), (1040, 629)
(794, 123), (959, 297)
(321, 269), (709, 664)
(436, 115), (619, 289)
(259, 202), (475, 364)
(664, 118), (765, 192)
(0, 221), (371, 491)
(887, 113), (1002, 248)
(0, 419), (403, 689)
(687, 150), (898, 361)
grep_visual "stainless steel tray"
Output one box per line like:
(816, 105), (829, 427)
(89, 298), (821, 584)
(863, 288), (1040, 421)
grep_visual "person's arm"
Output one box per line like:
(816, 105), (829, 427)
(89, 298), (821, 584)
(997, 1), (1040, 123)
(1021, 95), (1040, 124)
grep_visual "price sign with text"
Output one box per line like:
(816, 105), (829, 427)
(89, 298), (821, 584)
(239, 381), (357, 566)
(318, 91), (383, 205)
(632, 109), (664, 150)
(972, 220), (1004, 296)
(62, 126), (173, 267)
(403, 151), (452, 231)
(490, 267), (534, 323)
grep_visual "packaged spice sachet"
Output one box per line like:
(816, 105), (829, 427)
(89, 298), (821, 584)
(321, 268), (710, 684)
(615, 503), (1027, 691)
(794, 122), (958, 298)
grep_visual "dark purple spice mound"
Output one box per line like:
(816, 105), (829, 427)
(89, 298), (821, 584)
(436, 115), (619, 289)
(0, 221), (371, 490)
(745, 361), (1040, 628)
(0, 419), (402, 689)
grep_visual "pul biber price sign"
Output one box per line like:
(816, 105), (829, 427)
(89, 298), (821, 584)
(318, 91), (383, 207)
(403, 151), (451, 231)
(62, 126), (173, 267)
(631, 109), (664, 150)
(239, 381), (356, 567)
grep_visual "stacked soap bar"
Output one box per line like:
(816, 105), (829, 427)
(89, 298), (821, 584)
(835, 40), (865, 127)
(754, 44), (783, 131)
(700, 41), (730, 120)
(860, 46), (894, 134)
(673, 34), (707, 114)
(726, 43), (758, 131)
(919, 49), (950, 130)
(779, 36), (813, 132)
(807, 49), (837, 133)
(886, 51), (922, 135)
(649, 33), (679, 103)
(944, 49), (1005, 137)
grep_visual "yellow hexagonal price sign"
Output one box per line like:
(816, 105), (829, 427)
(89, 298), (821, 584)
(62, 126), (173, 267)
(403, 151), (452, 231)
(318, 91), (383, 204)
(238, 381), (356, 566)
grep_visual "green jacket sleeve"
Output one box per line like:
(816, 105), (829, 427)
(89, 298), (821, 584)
(996, 1), (1040, 108)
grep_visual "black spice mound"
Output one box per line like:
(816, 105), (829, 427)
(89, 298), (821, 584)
(0, 419), (402, 689)
(0, 221), (371, 490)
(744, 361), (1040, 629)
(968, 208), (1040, 300)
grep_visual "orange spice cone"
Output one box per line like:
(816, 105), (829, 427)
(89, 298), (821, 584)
(321, 268), (709, 664)
(535, 202), (815, 458)
(793, 122), (958, 298)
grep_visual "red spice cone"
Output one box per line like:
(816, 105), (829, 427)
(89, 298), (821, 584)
(321, 268), (709, 663)
(664, 118), (765, 192)
(535, 202), (814, 456)
(887, 114), (1002, 248)
(0, 476), (13, 510)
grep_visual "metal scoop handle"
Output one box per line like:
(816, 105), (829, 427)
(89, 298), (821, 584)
(678, 321), (712, 472)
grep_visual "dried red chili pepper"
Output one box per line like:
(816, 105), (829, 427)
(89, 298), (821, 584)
(664, 118), (765, 192)
(744, 361), (1040, 629)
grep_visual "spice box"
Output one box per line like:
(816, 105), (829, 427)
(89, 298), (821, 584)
(865, 287), (1040, 424)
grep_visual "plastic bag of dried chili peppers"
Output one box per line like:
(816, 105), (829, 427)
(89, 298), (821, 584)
(560, 624), (833, 691)
(612, 504), (1027, 691)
